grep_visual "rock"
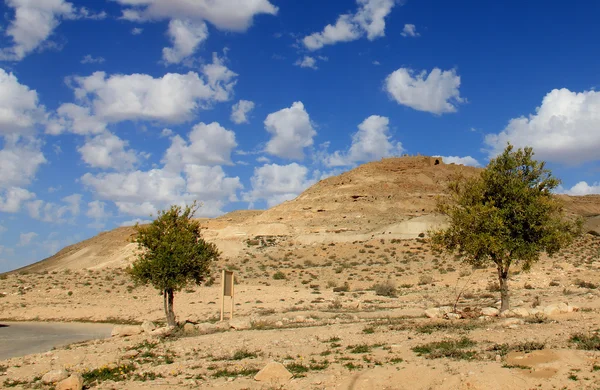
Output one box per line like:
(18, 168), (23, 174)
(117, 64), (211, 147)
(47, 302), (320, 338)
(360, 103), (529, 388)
(254, 362), (293, 382)
(543, 305), (561, 316)
(481, 307), (500, 317)
(439, 306), (453, 315)
(529, 308), (543, 316)
(183, 322), (196, 334)
(122, 350), (139, 359)
(275, 321), (284, 327)
(424, 308), (441, 319)
(502, 318), (524, 327)
(42, 369), (69, 384)
(294, 315), (306, 323)
(229, 318), (252, 330)
(111, 325), (143, 337)
(446, 312), (461, 320)
(567, 305), (579, 313)
(511, 307), (530, 318)
(150, 326), (175, 337)
(56, 373), (83, 390)
(195, 322), (218, 334)
(499, 310), (516, 318)
(141, 320), (156, 333)
(557, 302), (569, 313)
(495, 354), (502, 362)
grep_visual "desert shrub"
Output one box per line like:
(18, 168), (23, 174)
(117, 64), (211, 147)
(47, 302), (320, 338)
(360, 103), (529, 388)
(412, 337), (476, 360)
(372, 280), (397, 297)
(570, 333), (600, 350)
(575, 279), (598, 289)
(418, 275), (433, 285)
(273, 271), (286, 280)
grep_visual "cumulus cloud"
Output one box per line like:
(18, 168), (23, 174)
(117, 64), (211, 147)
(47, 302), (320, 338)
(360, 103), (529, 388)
(485, 89), (600, 164)
(50, 53), (237, 134)
(303, 0), (396, 50)
(115, 0), (278, 31)
(185, 165), (242, 201)
(18, 232), (38, 247)
(243, 163), (315, 207)
(0, 187), (35, 213)
(264, 102), (316, 160)
(324, 115), (403, 166)
(27, 194), (82, 223)
(0, 69), (47, 135)
(295, 56), (318, 69)
(435, 155), (480, 167)
(131, 27), (143, 35)
(0, 0), (105, 61)
(559, 181), (600, 196)
(0, 135), (46, 189)
(163, 122), (237, 170)
(401, 24), (420, 37)
(77, 132), (139, 170)
(86, 200), (110, 219)
(162, 19), (208, 64)
(230, 100), (255, 124)
(385, 67), (465, 114)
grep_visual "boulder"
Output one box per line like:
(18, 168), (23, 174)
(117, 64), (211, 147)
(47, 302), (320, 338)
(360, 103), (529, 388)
(543, 305), (561, 316)
(502, 318), (525, 327)
(424, 308), (441, 319)
(229, 318), (252, 330)
(122, 350), (140, 359)
(42, 369), (69, 384)
(183, 322), (196, 334)
(446, 312), (461, 320)
(481, 307), (499, 317)
(511, 307), (530, 318)
(557, 302), (569, 313)
(499, 310), (516, 318)
(195, 322), (218, 334)
(254, 362), (293, 382)
(56, 373), (83, 390)
(150, 326), (175, 337)
(141, 320), (156, 333)
(111, 325), (143, 337)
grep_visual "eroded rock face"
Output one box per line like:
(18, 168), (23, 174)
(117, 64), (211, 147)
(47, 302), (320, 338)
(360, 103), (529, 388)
(254, 362), (293, 382)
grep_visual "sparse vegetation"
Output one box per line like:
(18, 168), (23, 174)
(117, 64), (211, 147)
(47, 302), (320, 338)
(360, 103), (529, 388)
(412, 337), (477, 360)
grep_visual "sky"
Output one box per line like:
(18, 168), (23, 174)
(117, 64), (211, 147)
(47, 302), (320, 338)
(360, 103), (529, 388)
(0, 0), (599, 272)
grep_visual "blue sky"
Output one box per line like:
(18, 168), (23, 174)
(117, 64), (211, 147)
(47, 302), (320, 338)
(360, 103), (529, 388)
(0, 0), (599, 272)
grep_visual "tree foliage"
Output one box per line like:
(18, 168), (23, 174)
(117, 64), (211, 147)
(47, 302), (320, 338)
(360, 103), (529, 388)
(431, 144), (581, 311)
(128, 202), (219, 326)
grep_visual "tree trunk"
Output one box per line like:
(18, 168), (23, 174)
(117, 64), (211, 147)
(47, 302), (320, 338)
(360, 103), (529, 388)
(163, 289), (176, 326)
(498, 267), (510, 312)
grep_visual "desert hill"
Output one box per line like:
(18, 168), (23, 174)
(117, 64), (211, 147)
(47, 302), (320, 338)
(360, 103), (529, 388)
(11, 156), (600, 273)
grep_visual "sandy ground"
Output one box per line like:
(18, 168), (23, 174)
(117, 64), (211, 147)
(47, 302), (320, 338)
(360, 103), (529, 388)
(1, 234), (600, 389)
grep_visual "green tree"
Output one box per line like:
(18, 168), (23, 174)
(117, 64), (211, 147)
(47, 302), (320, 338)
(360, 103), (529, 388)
(431, 145), (581, 312)
(128, 203), (219, 326)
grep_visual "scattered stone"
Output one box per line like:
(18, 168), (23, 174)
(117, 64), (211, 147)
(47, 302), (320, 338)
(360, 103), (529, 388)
(195, 322), (218, 334)
(446, 312), (461, 320)
(254, 362), (293, 382)
(294, 315), (306, 323)
(499, 310), (516, 318)
(141, 320), (156, 333)
(557, 302), (569, 313)
(275, 321), (284, 327)
(150, 326), (175, 337)
(56, 373), (83, 390)
(543, 305), (561, 316)
(183, 322), (196, 334)
(42, 369), (69, 384)
(229, 318), (252, 330)
(111, 325), (143, 337)
(502, 318), (525, 327)
(481, 307), (500, 317)
(424, 308), (441, 319)
(122, 350), (140, 359)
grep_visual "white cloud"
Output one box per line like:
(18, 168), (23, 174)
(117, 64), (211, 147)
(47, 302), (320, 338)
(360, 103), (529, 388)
(435, 155), (480, 167)
(0, 0), (105, 61)
(78, 132), (139, 170)
(401, 24), (420, 37)
(324, 115), (403, 166)
(243, 163), (315, 207)
(0, 135), (46, 189)
(115, 0), (278, 31)
(27, 194), (82, 223)
(0, 187), (35, 213)
(163, 122), (237, 170)
(385, 67), (465, 114)
(81, 54), (105, 64)
(185, 165), (242, 201)
(162, 19), (208, 64)
(0, 68), (46, 135)
(131, 27), (143, 35)
(231, 100), (255, 124)
(18, 232), (38, 247)
(484, 89), (600, 164)
(295, 56), (318, 70)
(120, 218), (152, 227)
(264, 102), (316, 160)
(86, 200), (110, 219)
(56, 53), (237, 128)
(559, 181), (600, 196)
(303, 0), (396, 50)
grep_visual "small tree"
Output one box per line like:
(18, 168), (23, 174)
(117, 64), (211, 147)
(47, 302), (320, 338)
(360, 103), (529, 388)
(431, 145), (581, 312)
(128, 203), (219, 326)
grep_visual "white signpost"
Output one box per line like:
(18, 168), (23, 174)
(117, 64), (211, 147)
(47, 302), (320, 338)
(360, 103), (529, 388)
(220, 270), (234, 321)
